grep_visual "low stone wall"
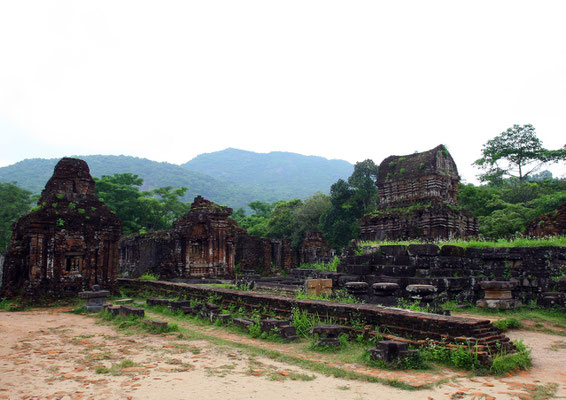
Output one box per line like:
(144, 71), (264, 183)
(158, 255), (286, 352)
(338, 245), (566, 306)
(118, 278), (514, 360)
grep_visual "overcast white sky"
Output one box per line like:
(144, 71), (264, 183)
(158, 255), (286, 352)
(1, 1), (565, 183)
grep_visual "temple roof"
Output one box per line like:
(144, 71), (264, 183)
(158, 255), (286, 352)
(376, 144), (459, 185)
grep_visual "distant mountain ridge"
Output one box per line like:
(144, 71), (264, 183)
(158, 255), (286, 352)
(0, 150), (354, 209)
(182, 148), (354, 200)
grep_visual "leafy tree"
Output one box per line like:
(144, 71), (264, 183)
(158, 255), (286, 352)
(347, 159), (379, 212)
(233, 201), (273, 237)
(0, 182), (33, 253)
(320, 179), (360, 249)
(138, 186), (190, 232)
(290, 192), (331, 246)
(94, 173), (189, 234)
(266, 199), (303, 239)
(319, 161), (380, 249)
(474, 124), (565, 183)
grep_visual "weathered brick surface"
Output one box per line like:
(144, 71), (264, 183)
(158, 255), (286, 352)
(360, 145), (478, 241)
(1, 158), (121, 298)
(338, 245), (566, 307)
(119, 200), (297, 279)
(299, 230), (332, 264)
(525, 201), (566, 237)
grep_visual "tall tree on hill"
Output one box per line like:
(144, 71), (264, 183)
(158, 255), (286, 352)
(320, 159), (380, 249)
(0, 182), (33, 253)
(474, 124), (566, 184)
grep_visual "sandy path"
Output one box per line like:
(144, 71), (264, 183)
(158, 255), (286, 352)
(0, 310), (565, 400)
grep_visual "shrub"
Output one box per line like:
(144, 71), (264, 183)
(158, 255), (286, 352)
(493, 317), (522, 332)
(139, 273), (159, 281)
(291, 308), (335, 338)
(490, 340), (531, 375)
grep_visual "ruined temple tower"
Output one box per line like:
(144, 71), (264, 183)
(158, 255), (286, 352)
(0, 158), (121, 297)
(360, 145), (478, 241)
(172, 196), (241, 277)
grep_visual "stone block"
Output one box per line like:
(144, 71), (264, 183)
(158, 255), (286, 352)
(372, 282), (400, 296)
(479, 281), (518, 291)
(233, 318), (254, 329)
(215, 314), (232, 324)
(169, 300), (192, 310)
(147, 298), (174, 307)
(405, 284), (437, 295)
(407, 244), (440, 256)
(380, 245), (408, 257)
(439, 245), (465, 257)
(367, 340), (417, 364)
(144, 320), (168, 330)
(79, 287), (110, 312)
(311, 325), (342, 347)
(305, 279), (332, 296)
(476, 299), (521, 310)
(119, 305), (145, 317)
(345, 281), (369, 295)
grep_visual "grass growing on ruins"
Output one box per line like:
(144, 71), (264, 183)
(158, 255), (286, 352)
(297, 256), (340, 271)
(88, 307), (180, 335)
(492, 317), (523, 332)
(108, 290), (535, 378)
(360, 236), (566, 249)
(361, 348), (429, 371)
(489, 340), (532, 375)
(443, 301), (566, 336)
(93, 302), (424, 390)
(0, 297), (18, 311)
(139, 272), (160, 281)
(0, 296), (77, 311)
(295, 289), (361, 304)
(394, 299), (436, 313)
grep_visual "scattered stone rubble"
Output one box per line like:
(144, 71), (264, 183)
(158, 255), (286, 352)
(146, 297), (299, 341)
(360, 145), (478, 241)
(311, 325), (343, 347)
(367, 340), (417, 364)
(123, 279), (517, 364)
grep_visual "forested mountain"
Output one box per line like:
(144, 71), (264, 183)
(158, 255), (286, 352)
(0, 151), (354, 209)
(182, 148), (354, 200)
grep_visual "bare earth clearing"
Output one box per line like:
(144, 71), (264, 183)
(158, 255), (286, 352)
(1, 310), (565, 400)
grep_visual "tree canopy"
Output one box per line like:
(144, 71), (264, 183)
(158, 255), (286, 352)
(474, 124), (565, 183)
(94, 173), (190, 234)
(0, 182), (33, 252)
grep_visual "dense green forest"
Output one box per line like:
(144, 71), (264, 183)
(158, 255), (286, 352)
(1, 128), (565, 253)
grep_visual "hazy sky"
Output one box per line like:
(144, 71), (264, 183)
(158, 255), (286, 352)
(1, 1), (565, 183)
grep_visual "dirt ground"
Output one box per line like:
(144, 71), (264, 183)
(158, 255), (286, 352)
(1, 310), (565, 400)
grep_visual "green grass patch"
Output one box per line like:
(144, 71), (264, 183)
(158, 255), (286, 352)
(296, 289), (361, 304)
(489, 340), (532, 375)
(297, 256), (340, 272)
(139, 273), (159, 281)
(361, 236), (566, 248)
(443, 301), (566, 335)
(492, 317), (522, 331)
